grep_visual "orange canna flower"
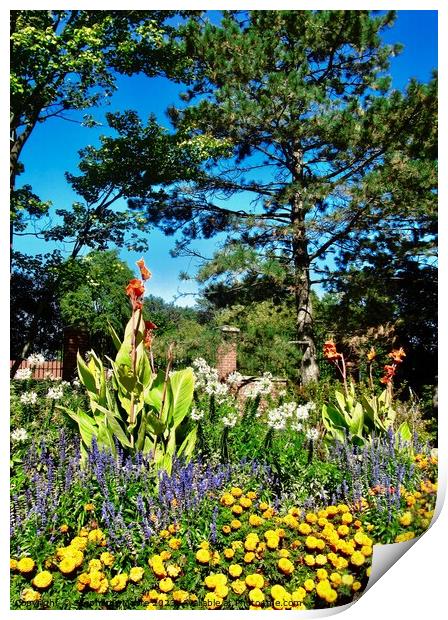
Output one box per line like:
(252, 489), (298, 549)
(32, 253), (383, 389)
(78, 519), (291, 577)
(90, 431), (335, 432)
(136, 258), (152, 281)
(388, 347), (406, 363)
(143, 321), (158, 350)
(323, 341), (341, 362)
(126, 279), (145, 298)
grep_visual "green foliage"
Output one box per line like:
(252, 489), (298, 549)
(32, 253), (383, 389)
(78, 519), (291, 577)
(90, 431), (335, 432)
(321, 384), (412, 447)
(60, 312), (196, 473)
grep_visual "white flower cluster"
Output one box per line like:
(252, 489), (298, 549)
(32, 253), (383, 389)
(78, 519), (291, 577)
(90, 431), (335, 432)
(306, 428), (320, 442)
(20, 391), (38, 406)
(245, 372), (273, 398)
(46, 385), (64, 400)
(27, 353), (45, 367)
(226, 371), (244, 386)
(11, 428), (29, 443)
(222, 412), (238, 427)
(14, 368), (33, 380)
(190, 407), (205, 421)
(192, 358), (229, 404)
(266, 401), (316, 432)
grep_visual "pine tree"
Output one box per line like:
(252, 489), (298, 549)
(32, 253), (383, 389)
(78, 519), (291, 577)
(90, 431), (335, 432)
(135, 10), (437, 383)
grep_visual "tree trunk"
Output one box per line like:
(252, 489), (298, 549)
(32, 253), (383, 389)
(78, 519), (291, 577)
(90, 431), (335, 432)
(291, 147), (320, 385)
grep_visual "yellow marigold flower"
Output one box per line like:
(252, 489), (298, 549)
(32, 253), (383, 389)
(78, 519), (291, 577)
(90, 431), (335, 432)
(336, 556), (349, 570)
(292, 587), (306, 603)
(354, 519), (362, 529)
(276, 527), (286, 538)
(337, 504), (349, 514)
(249, 587), (265, 604)
(215, 584), (229, 598)
(231, 487), (243, 497)
(97, 579), (109, 594)
(316, 579), (332, 599)
(361, 545), (372, 556)
(315, 554), (327, 566)
(204, 592), (223, 609)
(229, 564), (243, 578)
(88, 529), (105, 545)
(199, 541), (210, 549)
(326, 589), (338, 603)
(76, 582), (86, 592)
(317, 517), (328, 527)
(59, 557), (76, 575)
(78, 572), (91, 585)
(168, 523), (179, 534)
(249, 514), (264, 527)
(79, 527), (89, 537)
(59, 524), (69, 533)
(304, 578), (315, 592)
(352, 581), (362, 592)
(142, 589), (159, 602)
(305, 535), (318, 550)
(167, 564), (181, 578)
(338, 525), (349, 537)
(160, 550), (172, 561)
(318, 509), (328, 518)
(290, 539), (301, 550)
(145, 604), (157, 610)
(69, 548), (84, 568)
(231, 579), (247, 594)
(129, 567), (144, 583)
(173, 590), (189, 604)
(240, 496), (252, 508)
(232, 540), (243, 550)
(259, 501), (269, 511)
(160, 529), (170, 538)
(278, 549), (290, 558)
(159, 577), (174, 593)
(89, 570), (106, 591)
(21, 588), (41, 603)
(18, 557), (35, 574)
(211, 550), (220, 565)
(265, 535), (280, 549)
(263, 508), (275, 518)
(231, 519), (242, 530)
(278, 557), (294, 575)
(350, 551), (366, 567)
(399, 512), (413, 527)
(330, 572), (342, 586)
(10, 559), (18, 571)
(304, 554), (315, 566)
(247, 491), (257, 500)
(220, 493), (235, 506)
(196, 549), (211, 564)
(299, 523), (312, 536)
(157, 593), (168, 606)
(244, 552), (255, 563)
(341, 513), (353, 525)
(342, 574), (354, 586)
(222, 525), (231, 534)
(271, 584), (287, 599)
(205, 573), (227, 590)
(326, 505), (338, 517)
(316, 568), (328, 580)
(84, 503), (95, 511)
(306, 512), (318, 524)
(89, 559), (102, 572)
(246, 574), (264, 589)
(232, 504), (243, 515)
(245, 539), (258, 552)
(168, 537), (181, 550)
(100, 551), (114, 567)
(224, 548), (235, 559)
(32, 571), (53, 589)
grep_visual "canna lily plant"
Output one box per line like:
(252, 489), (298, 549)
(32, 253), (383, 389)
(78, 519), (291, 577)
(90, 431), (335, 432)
(59, 259), (197, 474)
(321, 341), (411, 447)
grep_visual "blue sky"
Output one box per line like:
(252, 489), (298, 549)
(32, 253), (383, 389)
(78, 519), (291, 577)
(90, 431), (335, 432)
(15, 10), (438, 306)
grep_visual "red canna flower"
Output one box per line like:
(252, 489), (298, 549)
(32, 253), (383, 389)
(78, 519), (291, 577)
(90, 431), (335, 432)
(136, 258), (152, 281)
(143, 321), (157, 350)
(380, 364), (396, 384)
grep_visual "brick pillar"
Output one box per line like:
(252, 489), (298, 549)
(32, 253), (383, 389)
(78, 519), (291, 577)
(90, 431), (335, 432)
(217, 326), (240, 380)
(63, 327), (90, 381)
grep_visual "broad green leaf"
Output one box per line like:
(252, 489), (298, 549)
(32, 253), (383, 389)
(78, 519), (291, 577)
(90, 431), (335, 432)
(397, 421), (412, 443)
(334, 391), (348, 414)
(169, 368), (195, 429)
(92, 402), (132, 448)
(77, 353), (97, 394)
(108, 322), (122, 352)
(60, 406), (97, 449)
(349, 402), (364, 436)
(178, 426), (197, 461)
